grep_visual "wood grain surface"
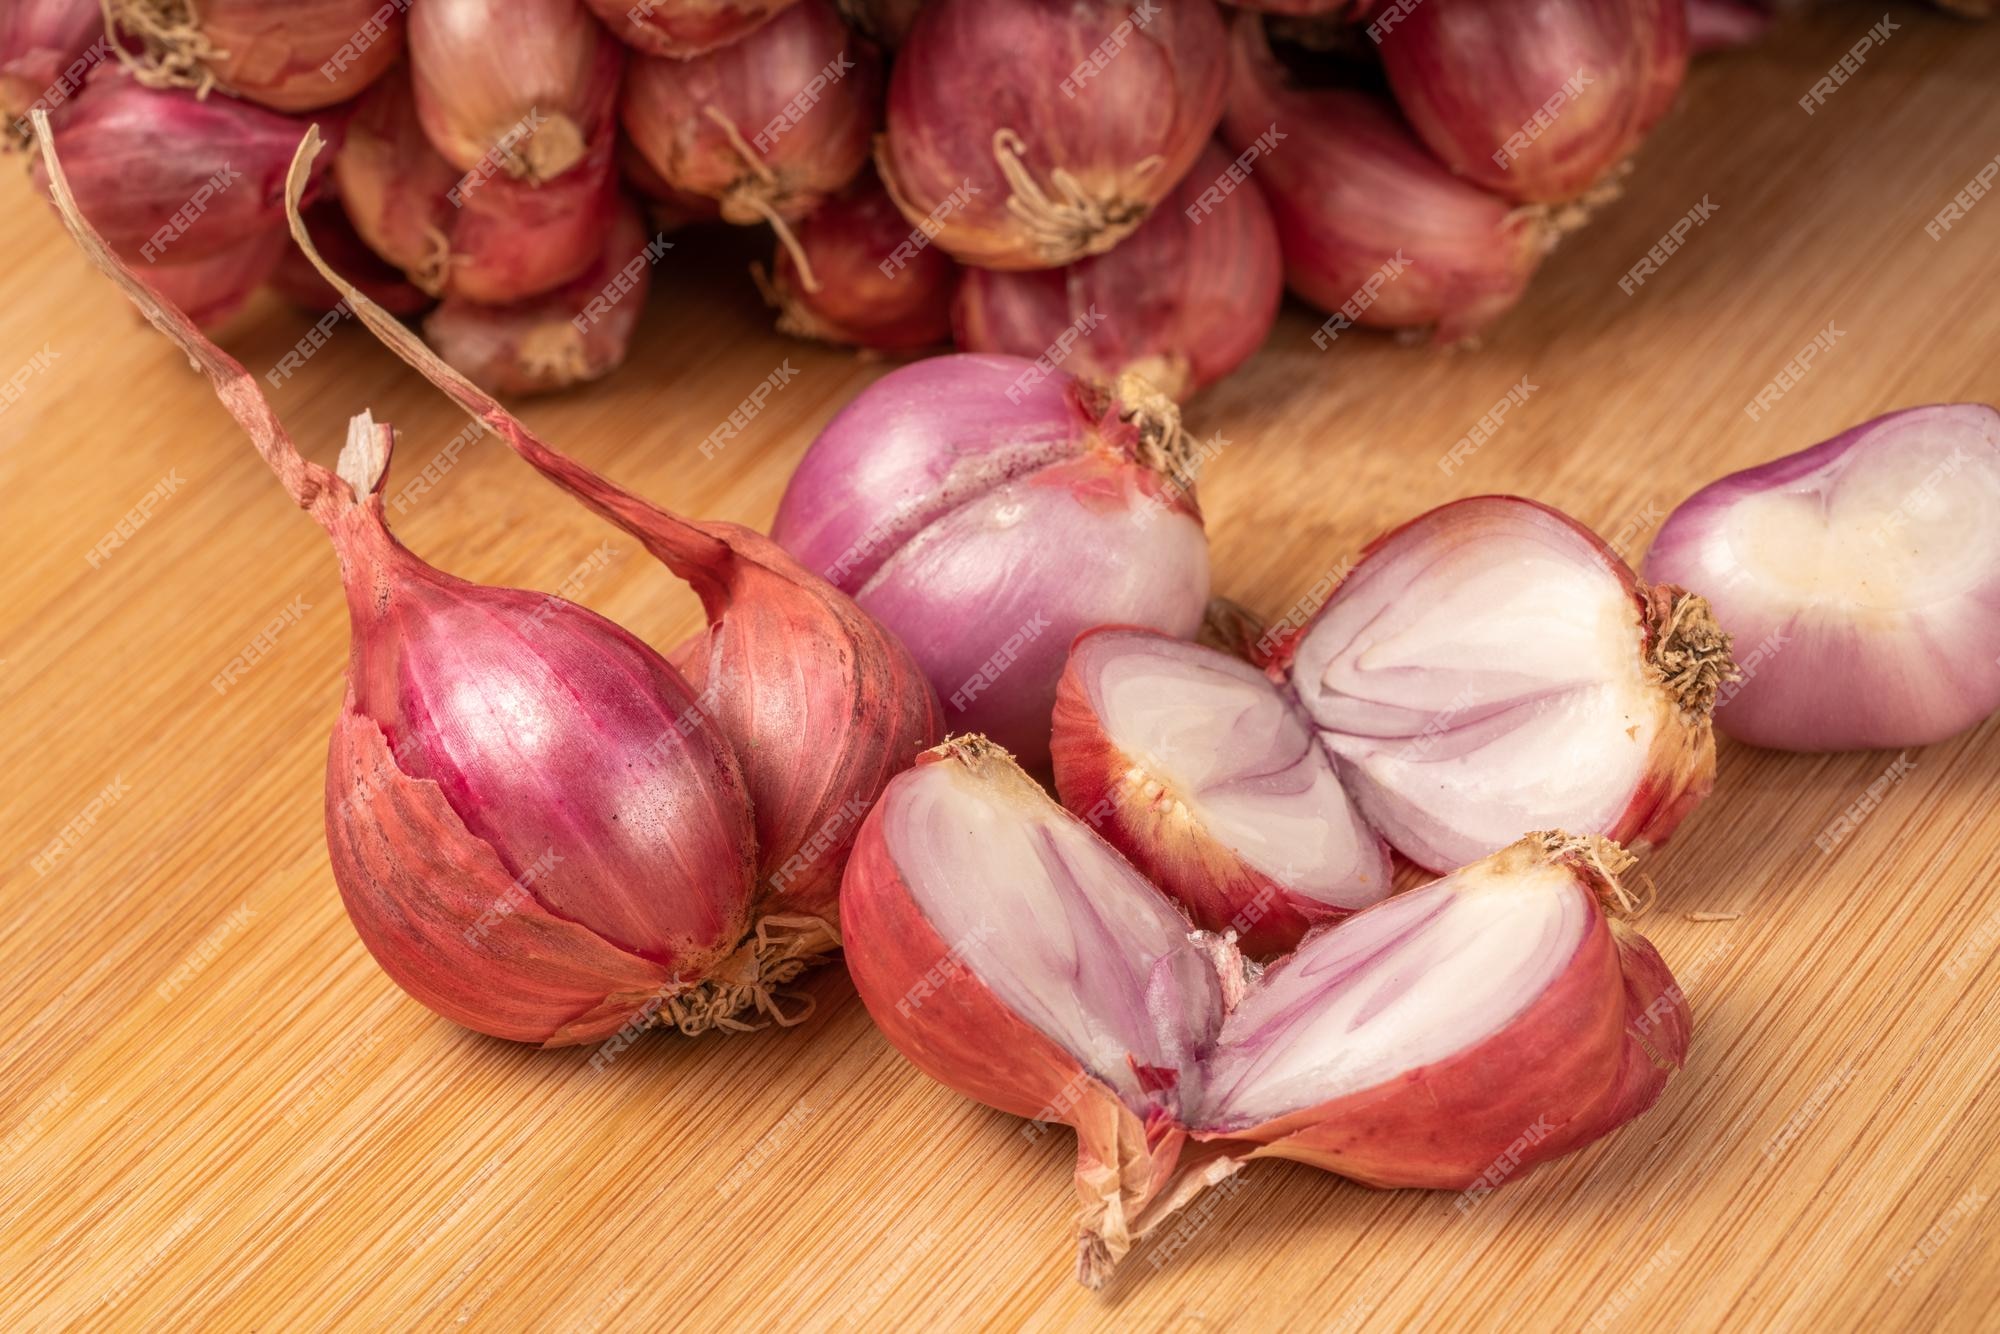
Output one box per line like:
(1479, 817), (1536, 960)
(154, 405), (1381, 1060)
(2, 8), (1997, 1330)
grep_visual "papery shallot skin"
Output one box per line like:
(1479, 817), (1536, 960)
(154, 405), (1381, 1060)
(110, 0), (407, 111)
(770, 354), (1211, 767)
(1052, 627), (1391, 955)
(587, 0), (800, 56)
(1643, 404), (2000, 751)
(1286, 496), (1730, 874)
(1223, 15), (1546, 343)
(952, 141), (1284, 402)
(0, 0), (103, 126)
(767, 167), (957, 351)
(1373, 0), (1689, 204)
(880, 0), (1229, 270)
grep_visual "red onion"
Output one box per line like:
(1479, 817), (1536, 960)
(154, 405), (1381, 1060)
(1052, 628), (1390, 955)
(1282, 496), (1733, 873)
(771, 354), (1212, 767)
(30, 69), (335, 266)
(423, 199), (657, 396)
(1644, 405), (2000, 752)
(879, 0), (1229, 270)
(620, 0), (880, 273)
(763, 167), (956, 352)
(1372, 0), (1689, 204)
(842, 737), (1688, 1286)
(408, 0), (622, 185)
(290, 135), (945, 934)
(272, 200), (436, 318)
(1224, 16), (1547, 343)
(140, 225), (287, 332)
(40, 122), (763, 1044)
(587, 0), (799, 56)
(1, 0), (104, 129)
(105, 0), (405, 111)
(953, 140), (1282, 402)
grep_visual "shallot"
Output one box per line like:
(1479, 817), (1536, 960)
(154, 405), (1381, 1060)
(587, 0), (799, 57)
(1052, 628), (1390, 955)
(141, 225), (288, 332)
(762, 166), (956, 352)
(952, 140), (1283, 402)
(879, 0), (1228, 270)
(1280, 496), (1734, 873)
(1, 0), (104, 132)
(1643, 404), (2000, 751)
(104, 0), (404, 110)
(274, 201), (436, 319)
(843, 736), (1689, 1286)
(770, 355), (1212, 767)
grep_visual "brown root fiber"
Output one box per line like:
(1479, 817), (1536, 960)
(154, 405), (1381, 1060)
(657, 914), (839, 1036)
(103, 0), (221, 97)
(1643, 584), (1739, 716)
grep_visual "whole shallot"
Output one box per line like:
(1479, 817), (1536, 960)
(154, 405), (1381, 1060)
(104, 0), (405, 110)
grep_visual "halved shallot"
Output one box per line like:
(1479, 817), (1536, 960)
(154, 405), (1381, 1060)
(1281, 496), (1734, 873)
(879, 0), (1229, 270)
(1643, 404), (2000, 751)
(842, 736), (1689, 1286)
(1051, 628), (1390, 955)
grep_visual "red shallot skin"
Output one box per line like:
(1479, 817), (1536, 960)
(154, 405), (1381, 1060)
(0, 0), (103, 124)
(1373, 0), (1690, 204)
(767, 166), (956, 351)
(446, 130), (623, 304)
(424, 197), (653, 396)
(136, 0), (408, 111)
(770, 354), (1212, 767)
(333, 60), (461, 286)
(620, 0), (881, 227)
(952, 141), (1283, 402)
(1223, 16), (1546, 343)
(138, 225), (288, 333)
(274, 200), (436, 318)
(408, 0), (622, 184)
(880, 0), (1229, 270)
(1286, 496), (1729, 873)
(1052, 627), (1392, 955)
(1643, 404), (2000, 752)
(1226, 0), (1352, 12)
(30, 69), (337, 266)
(834, 0), (927, 46)
(586, 0), (800, 57)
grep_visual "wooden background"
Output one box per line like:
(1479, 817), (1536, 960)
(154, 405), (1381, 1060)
(2, 7), (1996, 1330)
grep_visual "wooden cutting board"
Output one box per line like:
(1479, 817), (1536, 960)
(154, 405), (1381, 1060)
(2, 9), (1995, 1330)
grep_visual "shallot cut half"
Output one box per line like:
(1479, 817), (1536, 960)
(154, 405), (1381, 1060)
(1643, 404), (2000, 751)
(1285, 496), (1735, 873)
(1052, 628), (1390, 955)
(841, 737), (1689, 1287)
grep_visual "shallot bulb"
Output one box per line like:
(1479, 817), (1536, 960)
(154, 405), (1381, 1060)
(39, 116), (762, 1044)
(273, 201), (436, 319)
(1052, 628), (1390, 955)
(763, 167), (956, 351)
(141, 225), (288, 332)
(423, 199), (657, 396)
(1, 0), (104, 130)
(1643, 405), (2000, 752)
(1224, 16), (1547, 343)
(834, 0), (926, 46)
(104, 0), (405, 111)
(587, 0), (799, 57)
(842, 736), (1689, 1286)
(770, 354), (1212, 767)
(1280, 496), (1734, 873)
(1372, 0), (1690, 204)
(408, 0), (622, 185)
(879, 0), (1229, 270)
(30, 69), (335, 265)
(290, 128), (945, 935)
(620, 0), (880, 268)
(952, 141), (1283, 402)
(1685, 0), (1773, 54)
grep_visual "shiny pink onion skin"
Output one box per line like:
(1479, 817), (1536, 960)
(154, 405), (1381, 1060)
(333, 60), (463, 286)
(586, 0), (800, 56)
(953, 141), (1283, 402)
(126, 0), (408, 111)
(880, 0), (1229, 270)
(840, 738), (1687, 1286)
(1, 0), (103, 125)
(767, 166), (957, 352)
(1287, 495), (1730, 873)
(1051, 627), (1391, 955)
(1374, 0), (1690, 204)
(620, 0), (881, 227)
(30, 69), (338, 266)
(770, 354), (1212, 767)
(1223, 15), (1546, 343)
(1643, 404), (2000, 752)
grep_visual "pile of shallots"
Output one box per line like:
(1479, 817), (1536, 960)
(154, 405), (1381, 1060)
(10, 0), (1842, 400)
